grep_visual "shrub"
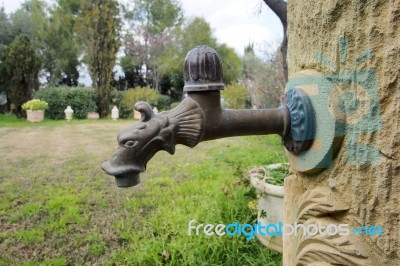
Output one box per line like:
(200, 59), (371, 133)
(170, 102), (180, 109)
(35, 87), (97, 119)
(157, 95), (171, 111)
(221, 83), (249, 109)
(21, 99), (48, 111)
(111, 90), (132, 119)
(121, 87), (159, 110)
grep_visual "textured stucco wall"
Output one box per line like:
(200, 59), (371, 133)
(284, 0), (399, 265)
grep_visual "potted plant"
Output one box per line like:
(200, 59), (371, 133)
(22, 99), (48, 122)
(246, 163), (289, 253)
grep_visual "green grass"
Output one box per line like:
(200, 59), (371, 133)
(0, 119), (285, 265)
(0, 113), (122, 127)
(13, 228), (45, 244)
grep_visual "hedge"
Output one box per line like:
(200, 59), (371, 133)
(111, 90), (131, 119)
(35, 87), (97, 119)
(121, 87), (159, 110)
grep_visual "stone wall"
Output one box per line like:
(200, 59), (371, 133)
(284, 0), (400, 265)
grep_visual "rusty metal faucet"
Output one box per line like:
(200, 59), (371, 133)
(102, 46), (315, 187)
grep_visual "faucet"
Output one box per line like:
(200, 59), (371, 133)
(102, 45), (315, 187)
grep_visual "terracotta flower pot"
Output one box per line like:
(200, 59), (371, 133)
(87, 112), (100, 120)
(26, 110), (45, 122)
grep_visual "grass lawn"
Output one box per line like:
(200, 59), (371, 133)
(0, 116), (285, 265)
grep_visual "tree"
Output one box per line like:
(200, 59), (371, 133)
(0, 7), (13, 58)
(57, 0), (80, 14)
(7, 0), (80, 86)
(2, 35), (41, 117)
(9, 0), (48, 46)
(158, 17), (241, 100)
(77, 0), (121, 118)
(178, 17), (217, 49)
(0, 7), (12, 108)
(262, 0), (287, 81)
(41, 0), (81, 86)
(221, 83), (249, 109)
(119, 55), (146, 89)
(243, 43), (284, 108)
(158, 17), (217, 99)
(123, 0), (183, 90)
(216, 43), (242, 85)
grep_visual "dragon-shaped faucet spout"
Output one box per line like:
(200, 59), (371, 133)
(102, 46), (315, 187)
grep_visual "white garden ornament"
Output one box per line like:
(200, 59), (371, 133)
(111, 106), (119, 120)
(64, 106), (74, 121)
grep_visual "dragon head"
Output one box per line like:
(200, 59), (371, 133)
(102, 99), (204, 187)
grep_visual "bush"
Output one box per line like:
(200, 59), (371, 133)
(35, 87), (97, 119)
(121, 87), (159, 110)
(157, 95), (171, 111)
(170, 102), (180, 109)
(221, 83), (249, 109)
(111, 90), (132, 119)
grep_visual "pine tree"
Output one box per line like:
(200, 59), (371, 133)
(77, 0), (121, 118)
(3, 35), (41, 117)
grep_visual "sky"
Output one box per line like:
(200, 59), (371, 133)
(1, 0), (283, 55)
(180, 0), (283, 55)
